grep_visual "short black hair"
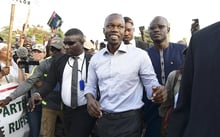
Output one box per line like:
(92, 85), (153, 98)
(64, 28), (85, 44)
(124, 16), (134, 26)
(65, 28), (84, 37)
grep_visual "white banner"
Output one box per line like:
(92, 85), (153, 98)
(0, 83), (29, 137)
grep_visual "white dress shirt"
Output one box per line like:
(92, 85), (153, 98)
(84, 43), (160, 112)
(62, 52), (87, 107)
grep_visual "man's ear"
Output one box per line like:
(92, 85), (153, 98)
(167, 27), (170, 33)
(103, 28), (105, 35)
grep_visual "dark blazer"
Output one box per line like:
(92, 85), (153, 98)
(167, 21), (220, 137)
(39, 53), (92, 98)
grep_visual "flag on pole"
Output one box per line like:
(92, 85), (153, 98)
(47, 11), (63, 29)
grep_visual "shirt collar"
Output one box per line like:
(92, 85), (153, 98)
(78, 52), (85, 60)
(129, 39), (136, 46)
(124, 38), (136, 47)
(71, 52), (85, 61)
(103, 42), (127, 55)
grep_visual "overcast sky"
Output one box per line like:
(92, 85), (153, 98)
(0, 0), (219, 43)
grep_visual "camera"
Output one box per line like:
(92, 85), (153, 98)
(18, 58), (39, 69)
(18, 58), (39, 73)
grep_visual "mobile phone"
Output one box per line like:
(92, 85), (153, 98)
(192, 19), (199, 24)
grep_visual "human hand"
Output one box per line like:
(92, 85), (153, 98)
(24, 73), (31, 79)
(139, 26), (145, 33)
(191, 22), (200, 34)
(28, 93), (42, 112)
(34, 80), (43, 88)
(151, 86), (167, 103)
(86, 93), (102, 118)
(16, 58), (21, 64)
(0, 97), (12, 107)
(1, 66), (10, 76)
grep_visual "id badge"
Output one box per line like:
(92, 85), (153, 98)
(79, 80), (85, 91)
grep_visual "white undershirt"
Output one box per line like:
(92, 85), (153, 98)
(124, 38), (136, 47)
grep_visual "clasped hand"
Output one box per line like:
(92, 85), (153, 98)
(151, 86), (167, 103)
(86, 93), (102, 118)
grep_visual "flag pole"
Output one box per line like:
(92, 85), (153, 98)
(6, 4), (15, 67)
(20, 6), (30, 47)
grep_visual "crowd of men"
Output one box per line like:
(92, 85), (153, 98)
(0, 12), (219, 137)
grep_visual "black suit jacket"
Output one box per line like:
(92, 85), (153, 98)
(167, 21), (220, 137)
(39, 53), (92, 98)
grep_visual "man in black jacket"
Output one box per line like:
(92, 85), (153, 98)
(30, 28), (96, 137)
(168, 21), (220, 137)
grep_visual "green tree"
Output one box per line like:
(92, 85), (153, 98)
(0, 25), (64, 46)
(135, 30), (154, 45)
(0, 26), (16, 44)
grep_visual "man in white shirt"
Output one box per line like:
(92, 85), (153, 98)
(29, 28), (96, 137)
(84, 13), (167, 137)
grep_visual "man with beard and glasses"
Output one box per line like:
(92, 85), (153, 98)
(143, 16), (186, 137)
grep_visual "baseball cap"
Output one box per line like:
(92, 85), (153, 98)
(32, 44), (46, 52)
(84, 41), (94, 50)
(50, 37), (64, 50)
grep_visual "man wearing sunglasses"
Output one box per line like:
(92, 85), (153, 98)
(30, 28), (96, 137)
(143, 16), (186, 137)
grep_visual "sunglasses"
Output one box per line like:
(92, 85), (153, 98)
(149, 24), (167, 30)
(63, 41), (77, 46)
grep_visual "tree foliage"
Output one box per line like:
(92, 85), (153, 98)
(0, 25), (64, 46)
(135, 29), (154, 46)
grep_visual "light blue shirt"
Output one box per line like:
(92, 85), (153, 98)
(84, 43), (160, 112)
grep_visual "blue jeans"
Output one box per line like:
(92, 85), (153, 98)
(27, 104), (42, 137)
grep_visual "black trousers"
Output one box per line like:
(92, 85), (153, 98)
(96, 109), (142, 137)
(143, 99), (162, 137)
(63, 104), (96, 137)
